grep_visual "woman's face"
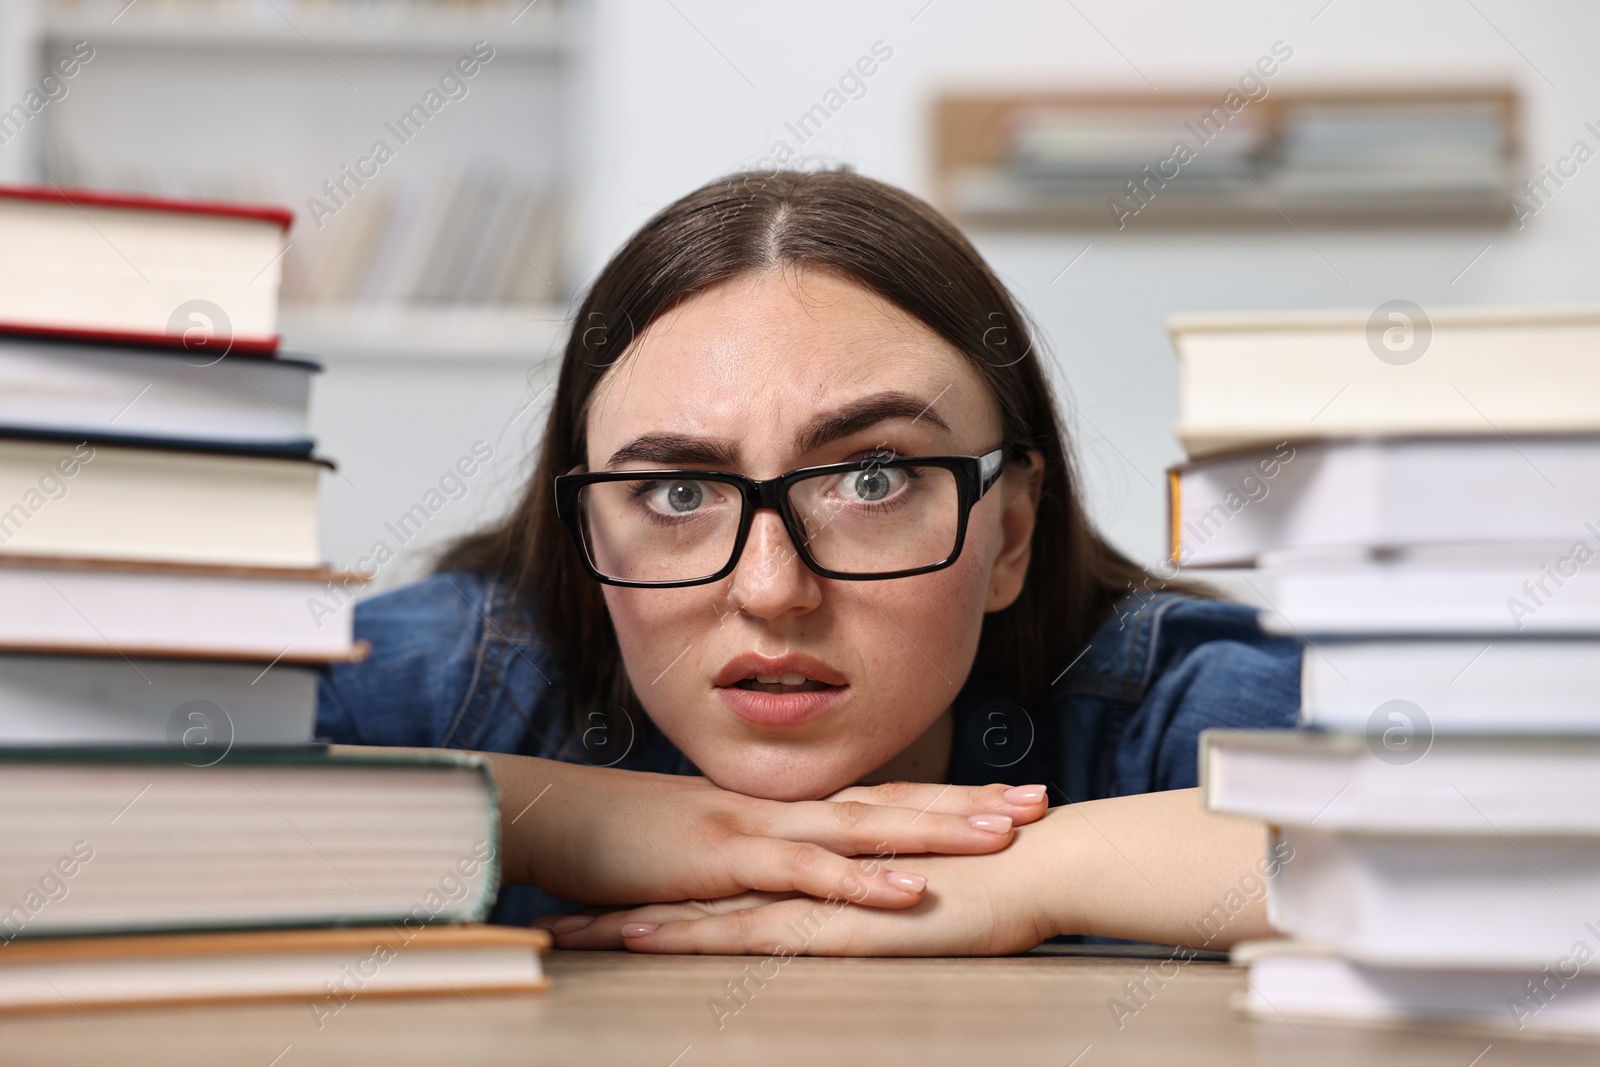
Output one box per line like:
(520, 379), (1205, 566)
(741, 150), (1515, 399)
(585, 268), (1037, 800)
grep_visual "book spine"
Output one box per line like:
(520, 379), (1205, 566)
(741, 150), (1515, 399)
(1168, 468), (1183, 565)
(473, 756), (501, 923)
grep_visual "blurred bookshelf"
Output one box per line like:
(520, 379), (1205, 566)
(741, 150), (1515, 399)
(934, 85), (1522, 229)
(44, 0), (570, 55)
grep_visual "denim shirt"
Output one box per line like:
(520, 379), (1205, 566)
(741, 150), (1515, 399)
(315, 572), (1300, 920)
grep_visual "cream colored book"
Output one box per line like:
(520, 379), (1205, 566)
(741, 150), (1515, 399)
(1169, 305), (1600, 457)
(0, 925), (549, 1016)
(0, 436), (322, 566)
(0, 186), (289, 352)
(0, 748), (499, 937)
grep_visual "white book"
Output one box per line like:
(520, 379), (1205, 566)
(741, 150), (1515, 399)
(0, 655), (317, 746)
(0, 557), (363, 662)
(0, 436), (322, 567)
(1237, 941), (1600, 1036)
(1167, 436), (1600, 568)
(1258, 544), (1600, 635)
(1266, 824), (1600, 967)
(1201, 730), (1600, 834)
(0, 336), (316, 453)
(1303, 638), (1600, 733)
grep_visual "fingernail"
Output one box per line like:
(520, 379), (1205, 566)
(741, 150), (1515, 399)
(620, 922), (658, 938)
(550, 915), (595, 934)
(968, 814), (1013, 833)
(531, 915), (560, 930)
(884, 871), (927, 893)
(1004, 785), (1047, 805)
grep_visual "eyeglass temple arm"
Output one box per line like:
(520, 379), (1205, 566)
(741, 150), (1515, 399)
(978, 447), (1007, 495)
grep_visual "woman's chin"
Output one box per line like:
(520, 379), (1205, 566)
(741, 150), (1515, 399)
(696, 756), (868, 802)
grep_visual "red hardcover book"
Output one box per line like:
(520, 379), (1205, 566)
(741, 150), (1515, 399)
(0, 185), (293, 355)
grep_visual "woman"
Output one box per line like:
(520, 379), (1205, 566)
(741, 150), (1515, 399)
(318, 169), (1300, 955)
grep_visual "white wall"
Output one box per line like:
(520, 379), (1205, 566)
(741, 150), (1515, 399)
(304, 342), (558, 593)
(574, 0), (1600, 567)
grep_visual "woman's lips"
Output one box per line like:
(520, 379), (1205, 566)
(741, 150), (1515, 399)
(714, 681), (849, 728)
(711, 652), (848, 689)
(712, 651), (850, 727)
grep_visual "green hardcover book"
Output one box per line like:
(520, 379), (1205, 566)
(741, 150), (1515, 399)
(0, 746), (500, 940)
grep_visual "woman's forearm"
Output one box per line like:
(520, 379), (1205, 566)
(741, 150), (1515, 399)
(477, 751), (1051, 907)
(478, 751), (589, 888)
(1029, 788), (1280, 950)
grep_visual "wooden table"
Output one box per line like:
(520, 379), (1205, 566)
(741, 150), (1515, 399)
(1, 948), (1594, 1066)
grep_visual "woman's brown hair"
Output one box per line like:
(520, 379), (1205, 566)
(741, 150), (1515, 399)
(439, 168), (1208, 736)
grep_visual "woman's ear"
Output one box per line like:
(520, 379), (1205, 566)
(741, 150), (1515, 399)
(985, 449), (1044, 612)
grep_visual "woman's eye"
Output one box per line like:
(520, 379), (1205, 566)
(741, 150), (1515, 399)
(647, 480), (706, 514)
(840, 467), (906, 502)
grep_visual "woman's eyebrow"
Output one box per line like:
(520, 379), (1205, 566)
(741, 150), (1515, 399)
(794, 391), (951, 454)
(606, 432), (739, 469)
(604, 392), (951, 469)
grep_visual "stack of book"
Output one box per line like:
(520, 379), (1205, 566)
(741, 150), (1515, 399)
(1167, 305), (1600, 1037)
(0, 186), (545, 1014)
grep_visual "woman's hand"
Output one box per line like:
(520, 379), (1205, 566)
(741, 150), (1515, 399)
(538, 847), (1051, 956)
(483, 752), (1048, 910)
(539, 790), (1278, 954)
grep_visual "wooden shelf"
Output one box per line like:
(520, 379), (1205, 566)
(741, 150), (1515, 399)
(279, 303), (568, 362)
(934, 85), (1521, 229)
(43, 1), (571, 57)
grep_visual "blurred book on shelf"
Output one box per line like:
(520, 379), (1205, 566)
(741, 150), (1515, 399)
(1272, 102), (1508, 195)
(935, 86), (1518, 228)
(1167, 303), (1600, 1035)
(294, 169), (562, 308)
(1006, 104), (1269, 188)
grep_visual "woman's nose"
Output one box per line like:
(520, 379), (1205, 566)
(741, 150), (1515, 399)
(722, 510), (822, 620)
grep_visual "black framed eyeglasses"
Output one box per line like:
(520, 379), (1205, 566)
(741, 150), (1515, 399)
(554, 447), (1008, 588)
